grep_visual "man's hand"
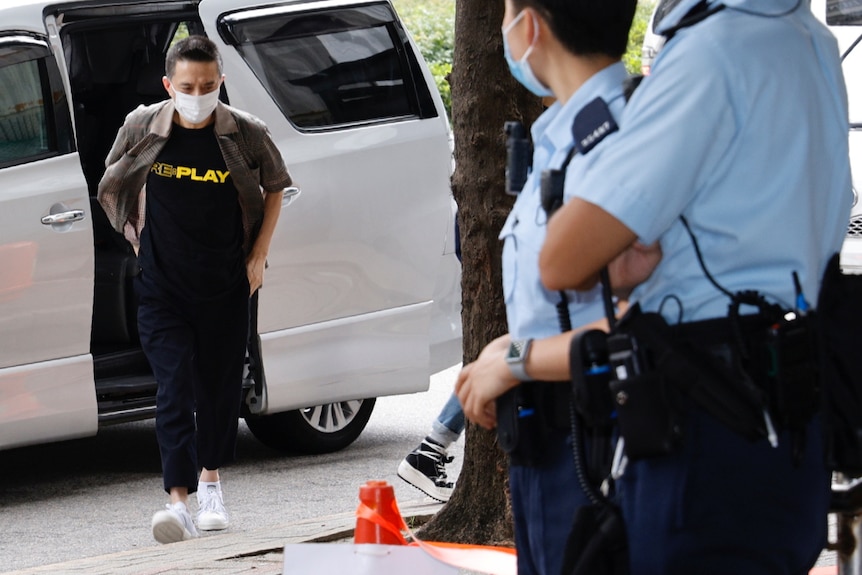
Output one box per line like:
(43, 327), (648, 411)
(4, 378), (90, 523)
(608, 241), (662, 299)
(246, 251), (267, 295)
(455, 334), (518, 430)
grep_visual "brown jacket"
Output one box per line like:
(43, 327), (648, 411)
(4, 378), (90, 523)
(97, 100), (292, 254)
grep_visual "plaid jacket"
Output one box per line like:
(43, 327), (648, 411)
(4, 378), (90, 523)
(97, 100), (292, 254)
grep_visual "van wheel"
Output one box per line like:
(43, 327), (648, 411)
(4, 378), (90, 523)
(244, 398), (376, 454)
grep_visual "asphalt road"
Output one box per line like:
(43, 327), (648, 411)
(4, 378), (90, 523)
(0, 365), (464, 572)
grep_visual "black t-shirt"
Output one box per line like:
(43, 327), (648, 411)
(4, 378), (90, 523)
(140, 123), (244, 299)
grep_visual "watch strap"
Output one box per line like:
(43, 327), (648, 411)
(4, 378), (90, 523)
(507, 338), (533, 381)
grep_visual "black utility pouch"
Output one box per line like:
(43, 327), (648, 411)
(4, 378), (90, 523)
(763, 314), (819, 429)
(570, 330), (615, 429)
(496, 383), (552, 467)
(605, 311), (682, 460)
(609, 371), (680, 459)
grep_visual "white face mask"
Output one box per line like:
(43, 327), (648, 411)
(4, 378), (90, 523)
(171, 85), (220, 124)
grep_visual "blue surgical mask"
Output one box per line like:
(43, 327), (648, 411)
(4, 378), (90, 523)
(502, 10), (552, 98)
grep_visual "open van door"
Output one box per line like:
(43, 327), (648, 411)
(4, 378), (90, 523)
(0, 36), (96, 450)
(199, 0), (458, 452)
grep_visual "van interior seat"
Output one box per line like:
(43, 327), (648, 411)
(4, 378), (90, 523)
(90, 196), (139, 347)
(137, 59), (168, 104)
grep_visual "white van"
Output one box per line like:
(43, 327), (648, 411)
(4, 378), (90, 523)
(820, 0), (862, 273)
(640, 0), (670, 75)
(0, 0), (461, 454)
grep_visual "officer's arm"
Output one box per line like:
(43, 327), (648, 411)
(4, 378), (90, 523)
(540, 197), (637, 291)
(525, 325), (597, 381)
(456, 318), (610, 429)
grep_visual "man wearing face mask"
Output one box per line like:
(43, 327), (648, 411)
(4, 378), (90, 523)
(98, 35), (291, 544)
(455, 1), (635, 574)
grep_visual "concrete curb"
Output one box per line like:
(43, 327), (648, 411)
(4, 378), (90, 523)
(2, 500), (444, 575)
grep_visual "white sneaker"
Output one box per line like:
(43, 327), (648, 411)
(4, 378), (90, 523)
(152, 501), (198, 544)
(197, 483), (229, 531)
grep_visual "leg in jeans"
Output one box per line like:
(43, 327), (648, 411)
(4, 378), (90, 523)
(431, 392), (465, 446)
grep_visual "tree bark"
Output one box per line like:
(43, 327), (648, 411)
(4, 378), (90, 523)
(417, 0), (542, 545)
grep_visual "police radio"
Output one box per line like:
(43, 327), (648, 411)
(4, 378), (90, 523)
(505, 121), (532, 195)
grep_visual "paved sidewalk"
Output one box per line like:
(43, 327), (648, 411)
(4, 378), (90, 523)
(3, 498), (841, 575)
(2, 500), (443, 575)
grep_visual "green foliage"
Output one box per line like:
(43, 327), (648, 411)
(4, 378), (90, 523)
(429, 61), (452, 116)
(392, 0), (654, 115)
(624, 1), (656, 75)
(393, 0), (455, 65)
(171, 22), (190, 46)
(392, 0), (455, 118)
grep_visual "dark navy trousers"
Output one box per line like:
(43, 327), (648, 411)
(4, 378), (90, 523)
(135, 273), (249, 494)
(617, 407), (830, 575)
(510, 431), (592, 575)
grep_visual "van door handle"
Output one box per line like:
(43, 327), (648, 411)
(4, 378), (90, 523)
(282, 186), (301, 208)
(41, 209), (85, 225)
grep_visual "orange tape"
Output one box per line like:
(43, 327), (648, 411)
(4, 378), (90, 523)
(355, 502), (408, 545)
(410, 539), (517, 575)
(356, 495), (516, 574)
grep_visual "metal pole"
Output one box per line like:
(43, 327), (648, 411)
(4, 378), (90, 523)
(838, 513), (862, 574)
(834, 474), (862, 574)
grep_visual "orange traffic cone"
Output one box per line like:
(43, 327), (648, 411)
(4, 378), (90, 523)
(354, 480), (408, 545)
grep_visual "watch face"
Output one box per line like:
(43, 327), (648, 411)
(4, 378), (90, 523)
(508, 340), (525, 361)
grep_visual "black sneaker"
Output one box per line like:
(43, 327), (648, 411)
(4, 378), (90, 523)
(397, 437), (454, 502)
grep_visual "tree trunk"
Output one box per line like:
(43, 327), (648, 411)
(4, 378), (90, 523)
(417, 0), (542, 545)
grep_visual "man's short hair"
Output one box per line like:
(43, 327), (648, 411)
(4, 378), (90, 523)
(511, 0), (638, 58)
(165, 35), (223, 78)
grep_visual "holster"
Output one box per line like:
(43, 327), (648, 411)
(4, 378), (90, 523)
(569, 330), (617, 478)
(496, 382), (570, 467)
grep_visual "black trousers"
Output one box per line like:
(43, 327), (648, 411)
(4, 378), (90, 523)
(135, 273), (249, 494)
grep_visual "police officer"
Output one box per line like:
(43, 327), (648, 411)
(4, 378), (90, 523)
(533, 0), (847, 572)
(455, 1), (636, 573)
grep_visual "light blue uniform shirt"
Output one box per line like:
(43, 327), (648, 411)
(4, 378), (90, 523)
(500, 62), (629, 339)
(573, 0), (852, 323)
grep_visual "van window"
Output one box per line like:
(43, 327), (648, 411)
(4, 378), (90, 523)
(220, 3), (438, 130)
(0, 41), (72, 167)
(841, 33), (862, 126)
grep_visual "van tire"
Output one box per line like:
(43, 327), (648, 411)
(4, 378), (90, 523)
(244, 398), (376, 454)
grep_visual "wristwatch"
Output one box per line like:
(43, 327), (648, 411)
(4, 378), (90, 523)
(506, 338), (533, 381)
